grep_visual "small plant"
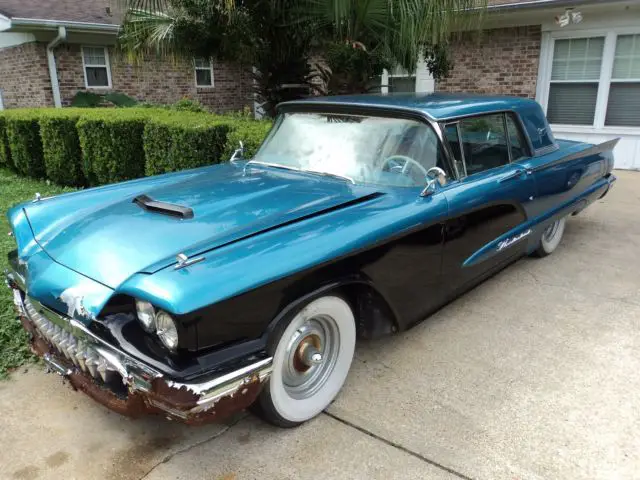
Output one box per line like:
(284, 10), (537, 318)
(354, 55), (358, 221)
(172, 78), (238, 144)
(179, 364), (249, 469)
(423, 43), (454, 81)
(171, 98), (207, 113)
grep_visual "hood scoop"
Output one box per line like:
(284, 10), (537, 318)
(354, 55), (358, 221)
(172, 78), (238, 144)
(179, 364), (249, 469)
(133, 194), (194, 219)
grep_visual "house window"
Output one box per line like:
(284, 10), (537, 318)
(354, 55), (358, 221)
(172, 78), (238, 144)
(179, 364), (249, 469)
(606, 34), (640, 127)
(388, 75), (417, 93)
(543, 31), (640, 128)
(547, 37), (604, 125)
(380, 67), (417, 93)
(194, 58), (214, 87)
(82, 46), (111, 88)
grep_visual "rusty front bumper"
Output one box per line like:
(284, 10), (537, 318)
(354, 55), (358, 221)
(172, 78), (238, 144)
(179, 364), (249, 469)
(6, 271), (272, 425)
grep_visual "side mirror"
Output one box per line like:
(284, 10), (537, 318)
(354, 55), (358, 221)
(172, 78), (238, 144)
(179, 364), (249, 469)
(420, 167), (447, 197)
(230, 140), (245, 163)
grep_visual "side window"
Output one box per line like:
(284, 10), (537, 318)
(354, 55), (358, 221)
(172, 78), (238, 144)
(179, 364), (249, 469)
(458, 114), (510, 175)
(505, 114), (528, 160)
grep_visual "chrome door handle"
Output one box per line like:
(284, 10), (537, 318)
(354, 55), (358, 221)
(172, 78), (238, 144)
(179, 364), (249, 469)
(498, 169), (525, 183)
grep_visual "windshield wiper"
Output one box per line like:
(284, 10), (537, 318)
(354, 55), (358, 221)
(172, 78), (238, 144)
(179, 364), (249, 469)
(243, 160), (300, 173)
(304, 170), (355, 184)
(243, 160), (355, 184)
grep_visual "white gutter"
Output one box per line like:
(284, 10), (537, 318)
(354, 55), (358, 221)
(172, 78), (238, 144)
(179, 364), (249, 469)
(485, 0), (624, 10)
(46, 26), (66, 108)
(10, 18), (120, 34)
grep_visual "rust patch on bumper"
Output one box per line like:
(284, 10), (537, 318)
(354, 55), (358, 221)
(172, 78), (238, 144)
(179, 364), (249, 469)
(16, 308), (264, 425)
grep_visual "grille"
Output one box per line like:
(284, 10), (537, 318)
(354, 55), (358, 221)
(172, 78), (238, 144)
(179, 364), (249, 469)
(24, 298), (120, 384)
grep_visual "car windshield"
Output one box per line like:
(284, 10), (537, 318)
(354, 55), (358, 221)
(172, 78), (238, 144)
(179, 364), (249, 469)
(253, 112), (446, 187)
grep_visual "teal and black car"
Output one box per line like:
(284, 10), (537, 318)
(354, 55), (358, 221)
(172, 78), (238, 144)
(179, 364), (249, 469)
(5, 93), (618, 427)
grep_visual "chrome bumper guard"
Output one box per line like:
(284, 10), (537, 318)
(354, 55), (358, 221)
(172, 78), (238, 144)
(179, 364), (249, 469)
(5, 267), (273, 422)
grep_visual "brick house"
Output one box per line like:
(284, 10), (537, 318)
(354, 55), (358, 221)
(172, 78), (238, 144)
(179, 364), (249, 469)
(2, 0), (639, 169)
(0, 0), (253, 112)
(381, 0), (640, 170)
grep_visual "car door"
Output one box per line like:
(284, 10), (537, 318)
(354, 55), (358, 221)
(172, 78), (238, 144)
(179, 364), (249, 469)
(439, 112), (537, 295)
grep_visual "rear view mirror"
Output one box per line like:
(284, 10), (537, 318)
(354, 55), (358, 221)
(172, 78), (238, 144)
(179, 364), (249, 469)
(230, 140), (245, 163)
(421, 167), (447, 197)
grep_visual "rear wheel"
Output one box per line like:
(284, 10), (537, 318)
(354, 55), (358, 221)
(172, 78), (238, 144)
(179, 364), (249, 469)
(255, 295), (356, 428)
(533, 217), (567, 257)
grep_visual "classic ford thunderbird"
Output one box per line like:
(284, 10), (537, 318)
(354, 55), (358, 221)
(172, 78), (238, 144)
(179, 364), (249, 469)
(5, 94), (617, 427)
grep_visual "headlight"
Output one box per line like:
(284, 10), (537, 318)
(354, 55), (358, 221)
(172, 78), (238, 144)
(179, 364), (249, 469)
(135, 300), (156, 332)
(155, 311), (179, 351)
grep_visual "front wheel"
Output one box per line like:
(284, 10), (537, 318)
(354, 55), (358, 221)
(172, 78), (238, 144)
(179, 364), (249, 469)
(255, 295), (356, 427)
(533, 217), (567, 257)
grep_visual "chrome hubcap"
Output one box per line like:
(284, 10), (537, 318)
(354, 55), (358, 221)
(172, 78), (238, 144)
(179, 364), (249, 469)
(282, 314), (340, 399)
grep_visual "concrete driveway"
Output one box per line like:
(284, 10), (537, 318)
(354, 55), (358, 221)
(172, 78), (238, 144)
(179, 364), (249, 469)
(2, 171), (639, 480)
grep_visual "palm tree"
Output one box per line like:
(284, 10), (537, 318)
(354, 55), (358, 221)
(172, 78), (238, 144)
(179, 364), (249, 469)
(302, 0), (485, 94)
(118, 0), (319, 115)
(117, 0), (485, 109)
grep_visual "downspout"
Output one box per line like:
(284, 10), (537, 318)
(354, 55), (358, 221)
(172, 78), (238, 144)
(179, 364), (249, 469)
(46, 26), (66, 108)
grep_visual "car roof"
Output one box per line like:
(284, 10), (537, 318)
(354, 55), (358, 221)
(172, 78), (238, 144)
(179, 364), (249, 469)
(282, 93), (540, 122)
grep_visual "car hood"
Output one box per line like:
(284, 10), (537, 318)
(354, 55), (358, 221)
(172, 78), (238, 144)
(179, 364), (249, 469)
(23, 164), (382, 289)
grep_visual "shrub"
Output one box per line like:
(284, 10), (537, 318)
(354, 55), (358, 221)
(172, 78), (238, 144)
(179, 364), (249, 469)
(71, 91), (139, 108)
(170, 98), (207, 113)
(144, 114), (232, 176)
(5, 112), (45, 178)
(77, 111), (147, 185)
(222, 120), (272, 160)
(103, 92), (138, 107)
(39, 113), (84, 186)
(0, 116), (11, 168)
(71, 91), (105, 108)
(1, 107), (271, 186)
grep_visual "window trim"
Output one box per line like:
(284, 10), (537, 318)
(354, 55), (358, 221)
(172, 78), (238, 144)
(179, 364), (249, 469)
(504, 112), (530, 162)
(81, 46), (112, 89)
(194, 57), (215, 88)
(538, 27), (640, 131)
(442, 112), (532, 180)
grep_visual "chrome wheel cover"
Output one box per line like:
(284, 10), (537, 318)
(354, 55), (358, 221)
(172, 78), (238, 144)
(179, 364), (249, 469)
(281, 314), (340, 400)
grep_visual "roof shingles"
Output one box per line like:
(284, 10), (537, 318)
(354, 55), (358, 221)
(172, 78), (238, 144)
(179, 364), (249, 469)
(0, 0), (119, 25)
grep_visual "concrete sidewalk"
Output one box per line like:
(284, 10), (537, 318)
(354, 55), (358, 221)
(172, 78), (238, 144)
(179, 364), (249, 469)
(1, 171), (639, 480)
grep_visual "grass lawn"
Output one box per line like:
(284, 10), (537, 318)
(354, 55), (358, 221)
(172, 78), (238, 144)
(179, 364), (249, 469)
(0, 168), (74, 378)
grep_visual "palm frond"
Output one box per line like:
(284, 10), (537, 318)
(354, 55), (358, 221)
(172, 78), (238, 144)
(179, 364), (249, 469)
(119, 8), (180, 59)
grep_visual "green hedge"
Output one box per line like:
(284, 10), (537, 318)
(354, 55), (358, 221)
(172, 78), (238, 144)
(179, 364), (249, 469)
(39, 113), (84, 186)
(0, 108), (272, 187)
(0, 116), (11, 167)
(5, 113), (45, 177)
(222, 121), (273, 160)
(144, 114), (232, 176)
(77, 112), (147, 185)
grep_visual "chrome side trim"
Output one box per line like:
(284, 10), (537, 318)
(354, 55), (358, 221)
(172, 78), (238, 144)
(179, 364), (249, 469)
(169, 357), (273, 412)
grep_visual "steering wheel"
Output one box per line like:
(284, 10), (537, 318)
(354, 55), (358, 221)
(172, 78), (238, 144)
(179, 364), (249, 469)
(381, 155), (429, 179)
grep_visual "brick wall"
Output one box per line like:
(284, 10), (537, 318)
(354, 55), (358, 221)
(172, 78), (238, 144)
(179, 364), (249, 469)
(0, 42), (53, 108)
(56, 44), (253, 112)
(436, 26), (542, 98)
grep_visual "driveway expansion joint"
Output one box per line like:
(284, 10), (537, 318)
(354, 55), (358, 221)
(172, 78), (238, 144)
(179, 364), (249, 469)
(138, 414), (246, 480)
(323, 410), (475, 480)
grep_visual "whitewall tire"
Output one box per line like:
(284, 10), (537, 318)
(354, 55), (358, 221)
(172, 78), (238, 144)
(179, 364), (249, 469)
(256, 295), (356, 427)
(534, 217), (567, 257)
